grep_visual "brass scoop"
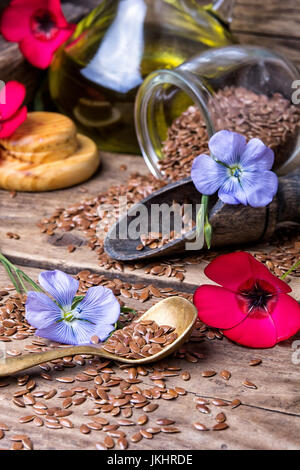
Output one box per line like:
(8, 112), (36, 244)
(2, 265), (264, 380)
(0, 297), (198, 377)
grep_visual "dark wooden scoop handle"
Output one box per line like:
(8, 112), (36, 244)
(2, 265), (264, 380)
(277, 167), (300, 224)
(203, 167), (300, 248)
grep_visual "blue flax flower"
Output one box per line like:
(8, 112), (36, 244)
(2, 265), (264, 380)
(25, 270), (120, 345)
(191, 130), (278, 207)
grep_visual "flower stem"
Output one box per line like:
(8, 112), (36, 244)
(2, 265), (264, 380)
(280, 259), (300, 280)
(196, 195), (212, 249)
(0, 252), (43, 294)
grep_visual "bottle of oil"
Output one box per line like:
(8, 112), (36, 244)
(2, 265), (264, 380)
(49, 0), (235, 154)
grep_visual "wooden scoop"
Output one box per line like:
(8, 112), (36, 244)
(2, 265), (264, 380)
(104, 168), (300, 261)
(0, 297), (197, 377)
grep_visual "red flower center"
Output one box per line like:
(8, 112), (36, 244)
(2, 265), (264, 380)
(30, 9), (59, 41)
(237, 279), (276, 316)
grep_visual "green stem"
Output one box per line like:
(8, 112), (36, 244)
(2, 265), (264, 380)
(0, 252), (43, 294)
(196, 195), (212, 249)
(280, 259), (300, 280)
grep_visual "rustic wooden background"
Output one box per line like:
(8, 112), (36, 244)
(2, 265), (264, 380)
(0, 0), (299, 103)
(0, 0), (299, 451)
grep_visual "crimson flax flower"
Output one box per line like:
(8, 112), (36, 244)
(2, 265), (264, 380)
(0, 81), (27, 138)
(25, 270), (120, 345)
(193, 252), (300, 348)
(1, 0), (75, 69)
(191, 130), (278, 207)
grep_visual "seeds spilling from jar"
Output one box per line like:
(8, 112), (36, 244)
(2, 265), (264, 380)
(160, 86), (300, 181)
(102, 320), (178, 359)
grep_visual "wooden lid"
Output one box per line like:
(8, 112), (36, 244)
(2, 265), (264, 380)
(0, 112), (77, 160)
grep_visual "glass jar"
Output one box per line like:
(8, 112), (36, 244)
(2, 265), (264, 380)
(49, 0), (235, 154)
(135, 45), (300, 179)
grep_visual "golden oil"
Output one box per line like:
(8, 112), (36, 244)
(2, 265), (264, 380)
(49, 0), (234, 154)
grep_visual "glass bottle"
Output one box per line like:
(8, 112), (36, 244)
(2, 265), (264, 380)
(135, 45), (300, 178)
(49, 0), (235, 154)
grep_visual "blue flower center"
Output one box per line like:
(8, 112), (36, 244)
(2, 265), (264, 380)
(230, 165), (242, 179)
(62, 310), (75, 323)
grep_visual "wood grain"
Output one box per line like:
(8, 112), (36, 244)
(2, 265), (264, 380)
(0, 152), (299, 295)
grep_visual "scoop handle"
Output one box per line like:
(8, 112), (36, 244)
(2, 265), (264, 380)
(0, 346), (111, 377)
(277, 168), (300, 223)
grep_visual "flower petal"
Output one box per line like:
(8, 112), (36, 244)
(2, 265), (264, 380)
(191, 154), (227, 195)
(19, 27), (74, 69)
(49, 0), (74, 28)
(193, 285), (247, 329)
(0, 3), (32, 42)
(76, 286), (120, 325)
(0, 81), (26, 121)
(223, 311), (277, 348)
(0, 106), (27, 138)
(239, 170), (278, 208)
(25, 291), (61, 329)
(240, 138), (275, 171)
(94, 323), (116, 342)
(36, 321), (77, 345)
(208, 130), (247, 166)
(71, 320), (98, 345)
(204, 252), (292, 294)
(38, 270), (79, 309)
(271, 294), (300, 342)
(218, 176), (248, 205)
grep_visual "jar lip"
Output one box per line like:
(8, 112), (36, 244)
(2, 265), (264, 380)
(135, 68), (215, 180)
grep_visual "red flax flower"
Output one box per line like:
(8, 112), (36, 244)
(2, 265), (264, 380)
(1, 0), (75, 69)
(0, 81), (27, 138)
(193, 252), (300, 348)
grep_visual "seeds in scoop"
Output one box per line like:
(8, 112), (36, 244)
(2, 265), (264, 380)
(103, 320), (178, 359)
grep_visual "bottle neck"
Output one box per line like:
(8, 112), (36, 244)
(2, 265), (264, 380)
(135, 69), (216, 179)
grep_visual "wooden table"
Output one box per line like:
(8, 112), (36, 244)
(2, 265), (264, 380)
(0, 152), (299, 451)
(0, 0), (299, 451)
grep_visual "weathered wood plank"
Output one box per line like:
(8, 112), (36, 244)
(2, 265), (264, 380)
(0, 152), (299, 297)
(235, 32), (300, 71)
(232, 0), (300, 39)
